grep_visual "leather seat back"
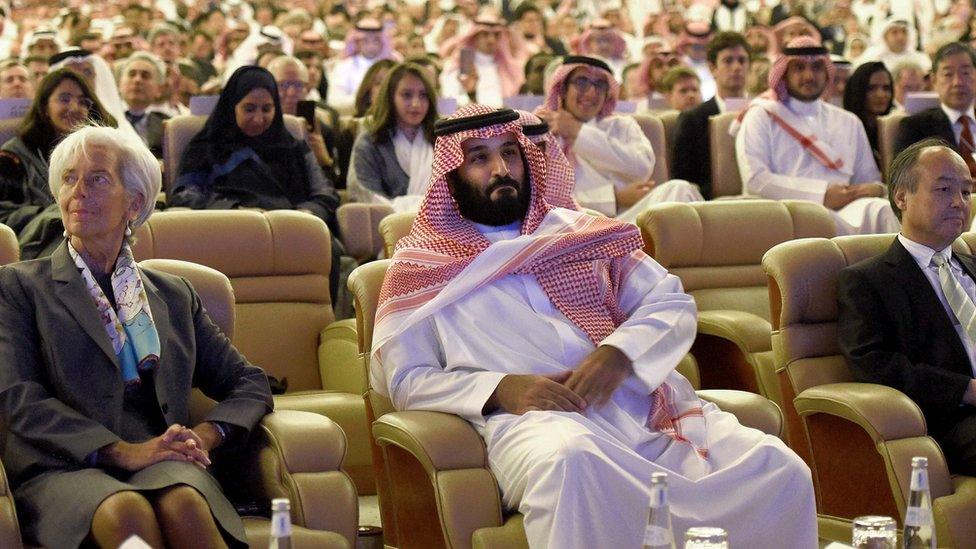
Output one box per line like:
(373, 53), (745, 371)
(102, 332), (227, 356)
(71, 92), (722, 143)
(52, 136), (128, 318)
(0, 224), (17, 265)
(632, 114), (670, 183)
(708, 111), (744, 197)
(132, 210), (333, 391)
(878, 111), (907, 175)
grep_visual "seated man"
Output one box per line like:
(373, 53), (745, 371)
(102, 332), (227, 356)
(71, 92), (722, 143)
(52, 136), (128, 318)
(672, 31), (750, 198)
(538, 56), (702, 223)
(660, 66), (703, 112)
(838, 139), (976, 475)
(371, 103), (817, 549)
(895, 42), (976, 179)
(118, 52), (171, 159)
(735, 37), (899, 235)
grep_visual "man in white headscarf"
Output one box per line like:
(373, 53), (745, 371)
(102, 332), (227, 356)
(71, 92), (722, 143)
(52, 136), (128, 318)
(734, 37), (899, 235)
(856, 16), (932, 72)
(49, 49), (138, 138)
(327, 18), (399, 111)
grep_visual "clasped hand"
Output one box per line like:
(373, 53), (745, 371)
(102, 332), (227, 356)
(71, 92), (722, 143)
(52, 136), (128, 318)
(492, 345), (632, 415)
(100, 423), (216, 472)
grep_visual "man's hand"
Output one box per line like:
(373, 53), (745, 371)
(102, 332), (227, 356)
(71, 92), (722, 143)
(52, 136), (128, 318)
(536, 108), (583, 141)
(458, 71), (479, 96)
(306, 120), (333, 168)
(852, 182), (886, 198)
(564, 345), (633, 407)
(484, 371), (587, 415)
(824, 182), (886, 210)
(98, 424), (212, 471)
(615, 180), (654, 209)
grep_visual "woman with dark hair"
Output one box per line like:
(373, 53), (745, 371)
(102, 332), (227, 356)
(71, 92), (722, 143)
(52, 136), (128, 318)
(349, 62), (438, 212)
(169, 65), (343, 298)
(0, 68), (117, 257)
(354, 58), (397, 118)
(843, 61), (894, 171)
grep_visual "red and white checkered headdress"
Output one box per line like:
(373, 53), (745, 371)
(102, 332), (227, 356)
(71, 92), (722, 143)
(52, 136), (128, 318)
(517, 109), (579, 211)
(768, 36), (835, 102)
(544, 55), (621, 120)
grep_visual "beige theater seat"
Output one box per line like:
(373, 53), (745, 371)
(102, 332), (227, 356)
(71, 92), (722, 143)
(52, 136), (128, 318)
(878, 111), (907, 175)
(631, 114), (670, 183)
(0, 118), (21, 152)
(708, 111), (745, 198)
(0, 259), (358, 548)
(349, 258), (786, 549)
(161, 114), (307, 197)
(638, 200), (836, 429)
(763, 235), (976, 547)
(0, 224), (17, 265)
(337, 203), (395, 261)
(131, 210), (373, 495)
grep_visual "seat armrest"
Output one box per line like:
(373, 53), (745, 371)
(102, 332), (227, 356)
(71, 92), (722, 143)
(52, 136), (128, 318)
(697, 310), (772, 354)
(372, 410), (489, 472)
(794, 382), (926, 441)
(697, 389), (782, 437)
(337, 203), (394, 260)
(0, 459), (20, 549)
(319, 318), (365, 394)
(249, 410), (359, 544)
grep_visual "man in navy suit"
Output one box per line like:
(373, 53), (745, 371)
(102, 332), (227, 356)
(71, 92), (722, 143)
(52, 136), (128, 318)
(838, 138), (976, 475)
(895, 42), (976, 177)
(671, 31), (750, 199)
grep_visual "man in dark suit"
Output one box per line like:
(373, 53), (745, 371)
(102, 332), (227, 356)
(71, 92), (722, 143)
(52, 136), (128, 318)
(895, 42), (976, 177)
(838, 138), (976, 475)
(119, 51), (171, 159)
(671, 31), (750, 199)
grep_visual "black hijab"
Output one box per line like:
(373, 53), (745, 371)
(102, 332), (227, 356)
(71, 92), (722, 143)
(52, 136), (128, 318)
(179, 65), (304, 171)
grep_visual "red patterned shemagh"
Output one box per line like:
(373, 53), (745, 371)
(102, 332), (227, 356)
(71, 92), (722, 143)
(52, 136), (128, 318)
(516, 109), (579, 211)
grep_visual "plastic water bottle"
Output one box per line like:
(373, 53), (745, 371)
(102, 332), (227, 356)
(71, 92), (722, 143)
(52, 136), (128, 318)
(903, 457), (936, 549)
(643, 472), (676, 549)
(269, 498), (293, 549)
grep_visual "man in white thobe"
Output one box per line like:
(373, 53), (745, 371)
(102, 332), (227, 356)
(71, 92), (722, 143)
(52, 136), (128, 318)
(538, 55), (703, 223)
(327, 19), (397, 111)
(371, 103), (817, 549)
(440, 15), (524, 108)
(735, 37), (900, 235)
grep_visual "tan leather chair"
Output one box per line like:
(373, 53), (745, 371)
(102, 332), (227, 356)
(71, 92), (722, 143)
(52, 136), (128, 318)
(638, 200), (836, 425)
(0, 224), (17, 265)
(763, 235), (976, 548)
(0, 118), (21, 152)
(0, 258), (358, 548)
(631, 113), (670, 183)
(337, 203), (395, 261)
(656, 109), (680, 176)
(349, 259), (786, 549)
(161, 114), (307, 196)
(131, 210), (373, 495)
(878, 111), (908, 175)
(378, 211), (417, 258)
(708, 112), (745, 198)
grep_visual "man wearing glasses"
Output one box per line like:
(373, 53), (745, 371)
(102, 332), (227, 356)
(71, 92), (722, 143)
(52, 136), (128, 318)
(538, 56), (702, 222)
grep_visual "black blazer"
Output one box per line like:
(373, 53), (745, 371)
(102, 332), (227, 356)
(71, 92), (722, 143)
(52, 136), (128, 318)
(671, 97), (720, 200)
(0, 243), (273, 487)
(894, 107), (956, 157)
(838, 239), (976, 439)
(144, 111), (170, 159)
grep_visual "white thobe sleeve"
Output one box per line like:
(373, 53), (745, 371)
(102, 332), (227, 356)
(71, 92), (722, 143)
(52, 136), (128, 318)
(735, 108), (832, 204)
(599, 255), (698, 394)
(378, 317), (507, 425)
(572, 117), (656, 183)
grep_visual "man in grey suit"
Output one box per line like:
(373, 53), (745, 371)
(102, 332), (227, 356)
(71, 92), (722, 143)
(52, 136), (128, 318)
(119, 52), (171, 159)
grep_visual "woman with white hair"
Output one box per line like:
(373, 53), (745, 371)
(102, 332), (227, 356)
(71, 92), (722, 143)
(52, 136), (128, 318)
(0, 124), (272, 548)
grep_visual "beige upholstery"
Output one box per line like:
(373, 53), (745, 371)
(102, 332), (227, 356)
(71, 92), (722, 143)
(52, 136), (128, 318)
(763, 235), (976, 548)
(132, 210), (375, 495)
(877, 111), (907, 175)
(631, 114), (670, 183)
(708, 112), (744, 198)
(349, 258), (786, 549)
(638, 200), (836, 426)
(337, 203), (394, 261)
(0, 118), (22, 153)
(0, 224), (17, 265)
(161, 114), (307, 196)
(378, 211), (417, 258)
(655, 109), (680, 176)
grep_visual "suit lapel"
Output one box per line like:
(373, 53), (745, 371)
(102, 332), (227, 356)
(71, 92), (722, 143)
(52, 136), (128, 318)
(936, 110), (957, 146)
(51, 243), (120, 367)
(140, 269), (176, 417)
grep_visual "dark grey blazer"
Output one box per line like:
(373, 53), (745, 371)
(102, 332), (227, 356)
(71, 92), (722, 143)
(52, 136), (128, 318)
(0, 242), (273, 489)
(350, 131), (410, 199)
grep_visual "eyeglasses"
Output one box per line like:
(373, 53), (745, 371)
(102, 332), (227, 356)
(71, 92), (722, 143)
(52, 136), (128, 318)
(55, 93), (94, 110)
(568, 76), (610, 94)
(277, 80), (306, 91)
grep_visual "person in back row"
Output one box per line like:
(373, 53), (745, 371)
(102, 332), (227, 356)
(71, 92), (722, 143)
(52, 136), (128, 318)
(734, 37), (899, 235)
(538, 55), (702, 223)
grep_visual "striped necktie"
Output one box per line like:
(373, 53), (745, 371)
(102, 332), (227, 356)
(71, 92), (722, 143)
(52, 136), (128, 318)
(932, 253), (976, 345)
(958, 115), (976, 178)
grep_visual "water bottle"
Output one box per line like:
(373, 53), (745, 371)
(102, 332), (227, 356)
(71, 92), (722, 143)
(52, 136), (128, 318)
(269, 498), (293, 549)
(903, 456), (936, 549)
(643, 472), (676, 549)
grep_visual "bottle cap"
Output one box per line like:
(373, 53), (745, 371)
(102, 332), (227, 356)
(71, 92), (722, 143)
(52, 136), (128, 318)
(271, 498), (291, 512)
(911, 456), (928, 468)
(650, 472), (668, 484)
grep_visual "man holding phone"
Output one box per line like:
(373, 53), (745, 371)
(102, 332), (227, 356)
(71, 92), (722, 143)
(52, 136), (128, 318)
(440, 14), (524, 107)
(269, 55), (336, 172)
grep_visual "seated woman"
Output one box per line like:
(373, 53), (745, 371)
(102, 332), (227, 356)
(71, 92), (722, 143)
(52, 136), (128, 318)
(0, 68), (116, 258)
(348, 62), (437, 213)
(0, 125), (273, 548)
(170, 65), (343, 300)
(843, 61), (894, 171)
(335, 58), (397, 187)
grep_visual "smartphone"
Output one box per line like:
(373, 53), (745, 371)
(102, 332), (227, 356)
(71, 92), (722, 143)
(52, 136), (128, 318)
(296, 100), (317, 127)
(460, 46), (476, 76)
